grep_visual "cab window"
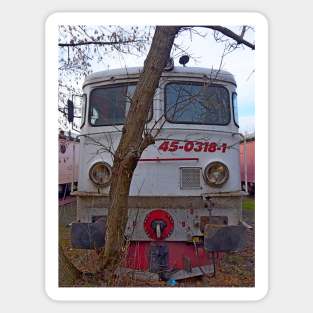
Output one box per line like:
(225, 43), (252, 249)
(165, 82), (230, 125)
(89, 84), (152, 126)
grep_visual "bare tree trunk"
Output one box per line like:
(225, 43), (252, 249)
(100, 26), (179, 271)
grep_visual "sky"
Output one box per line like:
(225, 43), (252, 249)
(61, 26), (255, 134)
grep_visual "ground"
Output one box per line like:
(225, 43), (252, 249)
(59, 196), (255, 287)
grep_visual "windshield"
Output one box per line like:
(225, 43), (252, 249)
(165, 82), (230, 125)
(89, 84), (152, 126)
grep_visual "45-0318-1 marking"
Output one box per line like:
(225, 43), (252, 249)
(158, 140), (228, 153)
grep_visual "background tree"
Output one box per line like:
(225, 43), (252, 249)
(58, 25), (152, 132)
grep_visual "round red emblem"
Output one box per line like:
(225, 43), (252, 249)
(143, 209), (174, 240)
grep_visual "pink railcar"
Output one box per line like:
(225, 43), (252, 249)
(240, 137), (255, 195)
(59, 131), (80, 197)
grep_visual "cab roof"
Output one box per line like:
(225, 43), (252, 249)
(83, 66), (236, 88)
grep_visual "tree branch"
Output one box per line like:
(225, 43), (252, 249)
(182, 25), (255, 50)
(139, 134), (155, 154)
(58, 40), (145, 47)
(207, 26), (254, 49)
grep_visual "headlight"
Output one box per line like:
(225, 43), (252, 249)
(89, 162), (112, 187)
(204, 162), (229, 187)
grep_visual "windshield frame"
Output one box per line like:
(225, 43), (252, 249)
(164, 81), (231, 126)
(232, 92), (239, 128)
(88, 83), (153, 127)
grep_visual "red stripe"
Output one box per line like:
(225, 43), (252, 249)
(139, 157), (199, 162)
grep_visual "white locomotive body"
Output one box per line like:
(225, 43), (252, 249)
(71, 66), (247, 279)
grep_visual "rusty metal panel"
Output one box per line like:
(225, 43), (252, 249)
(183, 256), (192, 272)
(169, 265), (214, 280)
(200, 216), (228, 232)
(76, 194), (242, 210)
(149, 243), (169, 274)
(71, 217), (106, 249)
(204, 225), (246, 252)
(75, 206), (240, 241)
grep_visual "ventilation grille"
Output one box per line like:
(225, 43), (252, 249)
(180, 168), (201, 189)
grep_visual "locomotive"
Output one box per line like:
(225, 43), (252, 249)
(69, 65), (249, 280)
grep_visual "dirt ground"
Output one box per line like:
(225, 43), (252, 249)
(59, 197), (255, 287)
(176, 200), (255, 287)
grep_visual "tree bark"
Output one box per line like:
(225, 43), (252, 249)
(100, 26), (179, 271)
(59, 243), (81, 286)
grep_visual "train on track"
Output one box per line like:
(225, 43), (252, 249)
(240, 135), (255, 195)
(58, 131), (79, 198)
(67, 64), (251, 280)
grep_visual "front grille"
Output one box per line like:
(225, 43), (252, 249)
(180, 167), (201, 189)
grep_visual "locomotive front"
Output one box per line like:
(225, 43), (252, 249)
(71, 66), (247, 280)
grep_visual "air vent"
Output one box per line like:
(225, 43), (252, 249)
(180, 167), (201, 189)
